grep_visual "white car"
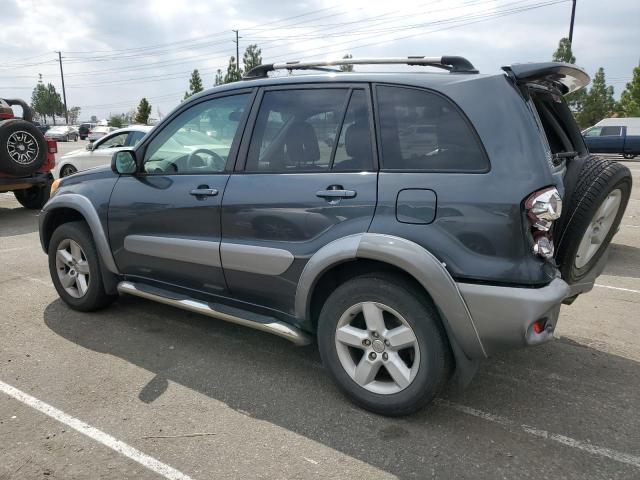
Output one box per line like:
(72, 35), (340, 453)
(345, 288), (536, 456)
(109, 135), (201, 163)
(87, 126), (116, 142)
(55, 125), (153, 177)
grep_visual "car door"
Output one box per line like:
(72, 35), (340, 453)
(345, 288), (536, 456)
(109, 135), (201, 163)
(587, 126), (624, 153)
(108, 90), (254, 296)
(220, 85), (378, 314)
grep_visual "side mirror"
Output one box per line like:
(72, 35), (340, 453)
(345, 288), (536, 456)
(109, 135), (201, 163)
(228, 110), (242, 122)
(86, 143), (94, 151)
(112, 149), (138, 175)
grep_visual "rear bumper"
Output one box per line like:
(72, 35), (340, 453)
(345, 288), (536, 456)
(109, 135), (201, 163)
(457, 278), (571, 357)
(0, 172), (53, 192)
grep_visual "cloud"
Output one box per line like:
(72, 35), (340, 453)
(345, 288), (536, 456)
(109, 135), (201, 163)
(1, 0), (637, 118)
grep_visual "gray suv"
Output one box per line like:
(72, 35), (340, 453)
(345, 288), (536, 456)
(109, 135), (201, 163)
(39, 57), (632, 416)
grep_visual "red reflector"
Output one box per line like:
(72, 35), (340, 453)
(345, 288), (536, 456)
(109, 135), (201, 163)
(0, 112), (14, 119)
(532, 320), (545, 334)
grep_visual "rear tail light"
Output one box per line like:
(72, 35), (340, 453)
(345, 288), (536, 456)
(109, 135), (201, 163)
(525, 187), (562, 259)
(47, 139), (57, 154)
(0, 112), (14, 120)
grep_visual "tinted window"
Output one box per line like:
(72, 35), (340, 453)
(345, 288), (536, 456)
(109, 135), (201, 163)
(246, 89), (348, 171)
(600, 126), (622, 136)
(144, 93), (250, 174)
(127, 130), (146, 146)
(97, 133), (128, 149)
(584, 127), (602, 137)
(376, 86), (488, 172)
(333, 90), (373, 171)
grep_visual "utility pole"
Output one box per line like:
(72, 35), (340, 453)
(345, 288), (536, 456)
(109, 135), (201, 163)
(232, 30), (241, 72)
(56, 51), (69, 124)
(568, 0), (577, 45)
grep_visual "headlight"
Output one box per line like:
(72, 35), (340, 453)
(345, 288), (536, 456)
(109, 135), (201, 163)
(50, 178), (61, 196)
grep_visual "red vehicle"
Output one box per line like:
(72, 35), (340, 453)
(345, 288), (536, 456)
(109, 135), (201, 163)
(0, 98), (57, 209)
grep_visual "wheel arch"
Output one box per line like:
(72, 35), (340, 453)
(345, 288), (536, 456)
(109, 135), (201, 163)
(296, 233), (487, 362)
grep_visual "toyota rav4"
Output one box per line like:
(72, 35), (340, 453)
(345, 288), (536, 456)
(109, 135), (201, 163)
(39, 57), (632, 416)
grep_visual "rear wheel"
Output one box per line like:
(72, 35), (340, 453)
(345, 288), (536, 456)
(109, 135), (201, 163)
(318, 273), (451, 416)
(556, 156), (632, 282)
(623, 153), (636, 160)
(14, 185), (50, 209)
(48, 221), (117, 311)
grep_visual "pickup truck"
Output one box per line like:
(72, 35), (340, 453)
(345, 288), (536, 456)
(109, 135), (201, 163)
(583, 120), (640, 159)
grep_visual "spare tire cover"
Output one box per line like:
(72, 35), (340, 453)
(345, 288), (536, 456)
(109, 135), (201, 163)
(0, 118), (47, 175)
(555, 155), (632, 283)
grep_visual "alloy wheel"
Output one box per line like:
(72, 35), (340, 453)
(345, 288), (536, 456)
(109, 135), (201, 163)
(6, 130), (39, 165)
(55, 239), (90, 298)
(334, 302), (420, 394)
(575, 189), (622, 269)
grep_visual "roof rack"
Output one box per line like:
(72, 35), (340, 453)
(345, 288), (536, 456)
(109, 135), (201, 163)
(243, 56), (479, 79)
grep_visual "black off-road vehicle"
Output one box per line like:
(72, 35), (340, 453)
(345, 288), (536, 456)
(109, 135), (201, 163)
(0, 98), (57, 209)
(39, 57), (632, 415)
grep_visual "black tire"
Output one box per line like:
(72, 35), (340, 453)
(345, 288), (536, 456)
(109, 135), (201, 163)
(14, 185), (50, 209)
(80, 135), (86, 140)
(48, 221), (117, 312)
(317, 273), (452, 416)
(74, 134), (78, 142)
(623, 153), (636, 160)
(0, 118), (47, 175)
(60, 164), (77, 177)
(556, 156), (632, 283)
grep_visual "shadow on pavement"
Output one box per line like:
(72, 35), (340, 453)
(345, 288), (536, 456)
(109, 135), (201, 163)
(43, 297), (640, 479)
(603, 243), (640, 280)
(0, 205), (40, 237)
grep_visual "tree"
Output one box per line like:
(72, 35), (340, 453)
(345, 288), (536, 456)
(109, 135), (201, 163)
(615, 66), (640, 117)
(339, 54), (354, 72)
(184, 69), (204, 100)
(31, 75), (64, 124)
(134, 98), (152, 124)
(214, 69), (224, 86)
(243, 44), (262, 73)
(108, 114), (125, 128)
(224, 56), (243, 84)
(576, 68), (616, 128)
(552, 37), (576, 63)
(68, 106), (81, 125)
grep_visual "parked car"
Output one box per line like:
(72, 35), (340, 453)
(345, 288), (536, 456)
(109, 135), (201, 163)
(583, 117), (640, 159)
(87, 126), (115, 143)
(78, 122), (96, 140)
(45, 125), (79, 142)
(0, 97), (57, 209)
(35, 122), (50, 135)
(55, 125), (153, 177)
(39, 57), (632, 416)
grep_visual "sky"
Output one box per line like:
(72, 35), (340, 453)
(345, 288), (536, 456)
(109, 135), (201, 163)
(1, 0), (638, 121)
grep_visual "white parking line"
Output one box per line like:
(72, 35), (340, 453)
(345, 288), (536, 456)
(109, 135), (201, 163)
(595, 284), (640, 294)
(437, 399), (640, 469)
(0, 380), (195, 480)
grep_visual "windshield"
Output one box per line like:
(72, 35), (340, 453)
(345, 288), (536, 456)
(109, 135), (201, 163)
(48, 127), (66, 133)
(93, 127), (110, 133)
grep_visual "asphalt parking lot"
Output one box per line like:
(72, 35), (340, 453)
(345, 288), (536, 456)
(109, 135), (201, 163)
(0, 146), (639, 479)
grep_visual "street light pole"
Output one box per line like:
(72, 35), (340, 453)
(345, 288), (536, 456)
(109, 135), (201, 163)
(568, 0), (577, 45)
(232, 29), (240, 72)
(56, 51), (69, 124)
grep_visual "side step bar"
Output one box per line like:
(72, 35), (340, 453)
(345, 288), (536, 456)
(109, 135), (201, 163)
(117, 281), (312, 346)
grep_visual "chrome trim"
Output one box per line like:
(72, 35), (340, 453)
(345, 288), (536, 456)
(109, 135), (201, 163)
(124, 235), (221, 268)
(220, 243), (294, 275)
(117, 281), (312, 346)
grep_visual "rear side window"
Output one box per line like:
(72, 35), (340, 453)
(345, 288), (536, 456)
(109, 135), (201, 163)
(600, 126), (622, 136)
(376, 85), (488, 172)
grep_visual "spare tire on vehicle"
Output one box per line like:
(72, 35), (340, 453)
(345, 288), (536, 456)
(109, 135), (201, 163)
(555, 155), (632, 283)
(0, 118), (47, 175)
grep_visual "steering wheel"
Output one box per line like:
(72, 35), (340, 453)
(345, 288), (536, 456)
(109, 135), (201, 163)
(186, 149), (225, 171)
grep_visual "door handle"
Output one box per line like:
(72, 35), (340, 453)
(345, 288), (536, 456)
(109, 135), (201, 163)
(316, 189), (357, 199)
(190, 187), (219, 198)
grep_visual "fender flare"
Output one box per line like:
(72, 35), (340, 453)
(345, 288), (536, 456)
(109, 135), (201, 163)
(39, 193), (119, 274)
(295, 233), (487, 360)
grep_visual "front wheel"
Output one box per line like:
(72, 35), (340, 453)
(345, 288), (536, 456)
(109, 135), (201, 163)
(60, 164), (77, 177)
(317, 273), (451, 416)
(14, 185), (50, 209)
(48, 221), (117, 311)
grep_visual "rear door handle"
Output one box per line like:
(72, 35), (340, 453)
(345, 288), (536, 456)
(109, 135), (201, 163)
(190, 187), (219, 198)
(316, 189), (357, 199)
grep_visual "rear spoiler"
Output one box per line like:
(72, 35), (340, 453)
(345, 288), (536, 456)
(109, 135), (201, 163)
(502, 62), (590, 95)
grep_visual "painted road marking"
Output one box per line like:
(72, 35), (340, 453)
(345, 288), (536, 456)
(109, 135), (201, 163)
(0, 380), (195, 480)
(595, 284), (640, 294)
(437, 399), (640, 469)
